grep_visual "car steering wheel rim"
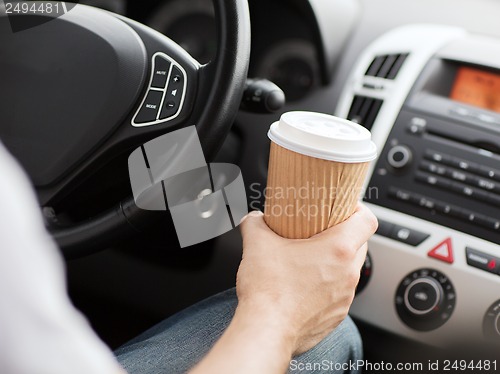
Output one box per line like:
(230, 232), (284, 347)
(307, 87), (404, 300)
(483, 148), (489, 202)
(0, 1), (251, 259)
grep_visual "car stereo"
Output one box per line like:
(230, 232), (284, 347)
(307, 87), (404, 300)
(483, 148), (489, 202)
(366, 58), (500, 245)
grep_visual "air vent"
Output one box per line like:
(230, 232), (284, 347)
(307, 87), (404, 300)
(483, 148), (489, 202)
(347, 95), (383, 130)
(365, 53), (409, 79)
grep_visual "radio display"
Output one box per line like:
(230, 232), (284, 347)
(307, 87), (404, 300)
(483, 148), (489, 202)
(450, 66), (500, 113)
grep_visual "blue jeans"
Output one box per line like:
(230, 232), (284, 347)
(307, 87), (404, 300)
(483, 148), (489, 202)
(115, 288), (363, 373)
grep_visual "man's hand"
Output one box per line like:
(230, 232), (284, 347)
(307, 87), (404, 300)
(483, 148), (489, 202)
(237, 203), (378, 354)
(190, 203), (377, 374)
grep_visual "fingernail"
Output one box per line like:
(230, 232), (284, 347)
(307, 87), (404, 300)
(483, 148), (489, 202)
(240, 210), (263, 224)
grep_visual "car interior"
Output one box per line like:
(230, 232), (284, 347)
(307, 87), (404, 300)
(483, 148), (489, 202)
(1, 0), (500, 371)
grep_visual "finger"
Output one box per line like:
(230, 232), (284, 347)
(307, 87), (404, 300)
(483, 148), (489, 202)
(313, 203), (378, 252)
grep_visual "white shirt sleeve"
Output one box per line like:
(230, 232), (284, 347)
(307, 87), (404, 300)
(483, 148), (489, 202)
(0, 142), (124, 374)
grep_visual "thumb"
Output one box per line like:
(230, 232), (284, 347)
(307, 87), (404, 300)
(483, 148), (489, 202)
(239, 211), (275, 244)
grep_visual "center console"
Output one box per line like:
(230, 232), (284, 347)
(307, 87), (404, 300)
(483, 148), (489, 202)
(336, 25), (500, 347)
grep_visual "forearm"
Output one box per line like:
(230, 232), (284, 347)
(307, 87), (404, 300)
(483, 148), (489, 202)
(189, 301), (294, 374)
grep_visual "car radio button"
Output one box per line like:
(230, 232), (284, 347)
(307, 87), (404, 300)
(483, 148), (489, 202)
(450, 182), (489, 201)
(420, 160), (447, 176)
(424, 150), (452, 165)
(478, 166), (500, 182)
(466, 247), (500, 276)
(475, 177), (499, 192)
(151, 56), (171, 89)
(134, 90), (164, 124)
(408, 117), (427, 135)
(388, 187), (412, 202)
(388, 145), (412, 169)
(416, 172), (451, 189)
(450, 182), (474, 196)
(434, 201), (452, 215)
(448, 169), (467, 182)
(455, 208), (480, 223)
(474, 215), (500, 231)
(413, 195), (436, 210)
(449, 157), (477, 172)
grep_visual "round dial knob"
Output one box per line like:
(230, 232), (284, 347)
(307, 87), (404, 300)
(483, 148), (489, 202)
(483, 300), (500, 343)
(387, 145), (412, 169)
(356, 252), (372, 295)
(395, 269), (456, 331)
(404, 277), (442, 316)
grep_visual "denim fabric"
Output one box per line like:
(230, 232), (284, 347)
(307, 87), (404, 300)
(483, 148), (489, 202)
(115, 288), (362, 374)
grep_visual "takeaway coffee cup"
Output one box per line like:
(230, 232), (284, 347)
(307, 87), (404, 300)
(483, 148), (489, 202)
(264, 111), (377, 239)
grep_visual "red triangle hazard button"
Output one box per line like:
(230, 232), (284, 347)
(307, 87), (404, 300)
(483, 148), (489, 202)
(428, 238), (454, 264)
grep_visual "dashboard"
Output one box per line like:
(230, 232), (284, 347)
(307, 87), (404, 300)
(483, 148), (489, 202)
(336, 24), (500, 350)
(81, 0), (357, 103)
(239, 0), (500, 354)
(77, 0), (500, 356)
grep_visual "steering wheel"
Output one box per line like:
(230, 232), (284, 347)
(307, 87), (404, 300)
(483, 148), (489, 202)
(0, 1), (251, 258)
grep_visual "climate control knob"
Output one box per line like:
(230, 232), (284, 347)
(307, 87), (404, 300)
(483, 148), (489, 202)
(483, 300), (500, 343)
(356, 252), (372, 295)
(387, 145), (412, 169)
(395, 269), (456, 331)
(404, 277), (442, 316)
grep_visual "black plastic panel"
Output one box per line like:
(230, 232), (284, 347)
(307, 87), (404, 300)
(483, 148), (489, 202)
(347, 95), (383, 130)
(365, 108), (500, 245)
(365, 53), (409, 79)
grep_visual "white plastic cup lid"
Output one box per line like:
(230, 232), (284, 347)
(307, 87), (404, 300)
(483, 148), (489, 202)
(268, 111), (377, 163)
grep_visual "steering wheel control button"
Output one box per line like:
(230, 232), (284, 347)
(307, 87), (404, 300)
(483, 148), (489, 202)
(396, 269), (456, 331)
(428, 238), (454, 264)
(160, 67), (186, 120)
(160, 88), (183, 119)
(170, 66), (184, 86)
(132, 52), (187, 127)
(466, 247), (500, 276)
(151, 56), (172, 89)
(135, 90), (164, 124)
(387, 145), (412, 169)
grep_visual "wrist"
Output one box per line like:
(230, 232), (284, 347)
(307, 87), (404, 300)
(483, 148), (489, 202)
(234, 297), (297, 357)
